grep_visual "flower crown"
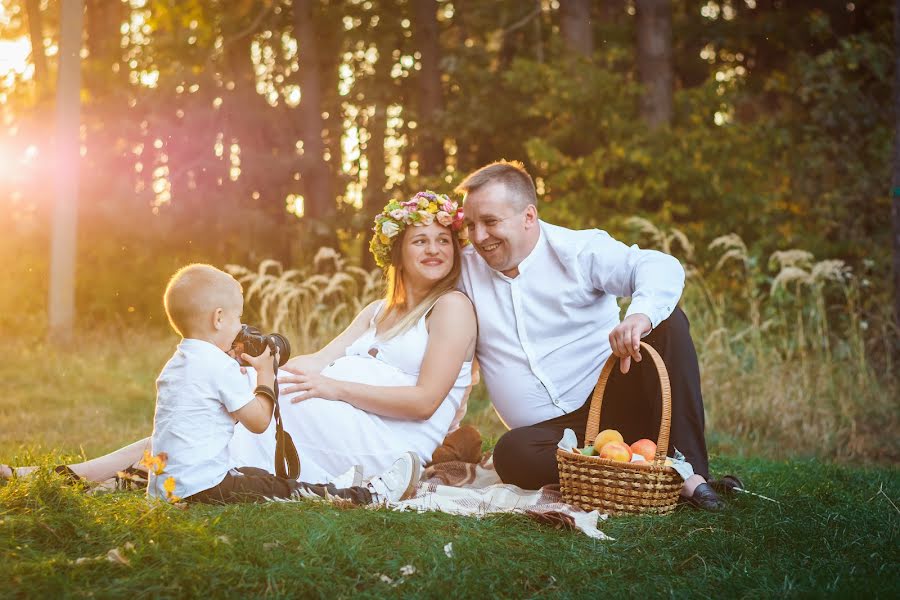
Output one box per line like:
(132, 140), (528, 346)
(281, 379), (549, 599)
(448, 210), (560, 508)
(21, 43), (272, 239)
(369, 191), (466, 269)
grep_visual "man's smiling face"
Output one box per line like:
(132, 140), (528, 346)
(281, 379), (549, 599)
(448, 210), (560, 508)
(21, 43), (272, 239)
(463, 182), (538, 277)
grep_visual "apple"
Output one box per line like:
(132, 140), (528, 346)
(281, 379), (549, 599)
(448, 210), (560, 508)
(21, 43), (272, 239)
(630, 439), (657, 461)
(593, 429), (624, 449)
(599, 441), (632, 462)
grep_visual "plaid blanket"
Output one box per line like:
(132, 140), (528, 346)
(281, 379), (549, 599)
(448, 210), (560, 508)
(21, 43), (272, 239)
(97, 454), (610, 539)
(390, 453), (610, 540)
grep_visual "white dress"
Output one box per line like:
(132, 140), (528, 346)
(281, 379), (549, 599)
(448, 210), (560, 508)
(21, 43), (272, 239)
(228, 298), (474, 483)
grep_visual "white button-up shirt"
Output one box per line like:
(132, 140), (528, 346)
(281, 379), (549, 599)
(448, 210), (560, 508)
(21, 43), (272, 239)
(459, 220), (684, 429)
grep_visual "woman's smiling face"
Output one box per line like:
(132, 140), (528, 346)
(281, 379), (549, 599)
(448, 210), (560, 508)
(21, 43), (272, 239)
(400, 221), (455, 284)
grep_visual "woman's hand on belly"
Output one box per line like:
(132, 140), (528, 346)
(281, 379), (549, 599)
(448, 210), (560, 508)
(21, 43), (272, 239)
(280, 370), (345, 404)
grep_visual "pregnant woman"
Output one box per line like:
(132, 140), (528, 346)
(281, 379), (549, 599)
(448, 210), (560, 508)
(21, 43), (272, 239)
(230, 192), (476, 482)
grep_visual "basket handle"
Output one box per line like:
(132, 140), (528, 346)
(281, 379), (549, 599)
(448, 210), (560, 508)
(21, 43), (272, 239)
(583, 341), (671, 465)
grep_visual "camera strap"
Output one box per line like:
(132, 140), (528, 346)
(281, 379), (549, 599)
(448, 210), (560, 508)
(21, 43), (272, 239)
(271, 355), (300, 480)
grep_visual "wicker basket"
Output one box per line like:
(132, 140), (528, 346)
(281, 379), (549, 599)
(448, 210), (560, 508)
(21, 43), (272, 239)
(557, 341), (682, 515)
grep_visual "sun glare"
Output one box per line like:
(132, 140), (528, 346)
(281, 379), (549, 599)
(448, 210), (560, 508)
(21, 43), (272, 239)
(0, 36), (31, 77)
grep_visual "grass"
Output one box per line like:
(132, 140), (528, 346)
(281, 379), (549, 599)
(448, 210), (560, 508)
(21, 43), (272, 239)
(2, 456), (897, 597)
(2, 332), (899, 597)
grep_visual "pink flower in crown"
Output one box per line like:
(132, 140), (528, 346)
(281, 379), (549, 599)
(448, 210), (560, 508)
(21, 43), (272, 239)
(389, 208), (407, 220)
(436, 210), (454, 227)
(452, 209), (465, 229)
(402, 200), (419, 209)
(441, 200), (455, 213)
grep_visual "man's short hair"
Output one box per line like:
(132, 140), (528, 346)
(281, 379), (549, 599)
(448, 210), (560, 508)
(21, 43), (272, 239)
(455, 160), (538, 211)
(163, 264), (242, 337)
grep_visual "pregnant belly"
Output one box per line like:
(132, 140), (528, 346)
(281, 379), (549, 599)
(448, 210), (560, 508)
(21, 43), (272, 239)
(318, 355), (417, 387)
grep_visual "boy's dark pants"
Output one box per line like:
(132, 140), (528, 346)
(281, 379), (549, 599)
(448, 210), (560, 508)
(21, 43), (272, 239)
(492, 307), (710, 490)
(186, 467), (372, 505)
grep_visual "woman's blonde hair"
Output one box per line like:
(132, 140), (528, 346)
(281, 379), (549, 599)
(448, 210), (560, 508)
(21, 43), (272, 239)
(375, 225), (462, 340)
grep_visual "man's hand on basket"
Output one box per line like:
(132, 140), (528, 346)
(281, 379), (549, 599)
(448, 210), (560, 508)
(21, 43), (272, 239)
(608, 314), (652, 374)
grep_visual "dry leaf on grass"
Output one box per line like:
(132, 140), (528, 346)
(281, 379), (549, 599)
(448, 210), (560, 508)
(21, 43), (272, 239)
(106, 547), (131, 566)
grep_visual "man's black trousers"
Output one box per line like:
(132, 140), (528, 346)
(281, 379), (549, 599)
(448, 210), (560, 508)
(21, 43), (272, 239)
(492, 307), (709, 490)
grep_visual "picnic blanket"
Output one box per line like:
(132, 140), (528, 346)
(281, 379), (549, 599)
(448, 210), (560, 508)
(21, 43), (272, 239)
(103, 453), (610, 540)
(390, 453), (610, 540)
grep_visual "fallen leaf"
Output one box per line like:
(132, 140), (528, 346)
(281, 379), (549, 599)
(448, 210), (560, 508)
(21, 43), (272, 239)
(216, 535), (230, 545)
(377, 574), (393, 584)
(443, 542), (454, 558)
(263, 542), (280, 551)
(399, 564), (416, 577)
(106, 548), (131, 566)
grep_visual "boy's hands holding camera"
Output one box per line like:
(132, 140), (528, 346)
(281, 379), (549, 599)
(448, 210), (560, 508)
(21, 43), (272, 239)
(231, 346), (279, 433)
(241, 346), (277, 389)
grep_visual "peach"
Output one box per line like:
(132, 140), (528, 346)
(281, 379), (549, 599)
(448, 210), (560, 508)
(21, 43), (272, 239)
(593, 429), (624, 449)
(599, 441), (632, 462)
(630, 439), (657, 461)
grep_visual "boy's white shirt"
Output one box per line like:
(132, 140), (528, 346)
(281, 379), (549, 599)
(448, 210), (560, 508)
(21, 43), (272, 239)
(148, 338), (254, 500)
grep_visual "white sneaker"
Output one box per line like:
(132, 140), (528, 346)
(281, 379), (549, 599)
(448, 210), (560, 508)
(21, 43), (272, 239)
(330, 465), (364, 489)
(366, 452), (421, 503)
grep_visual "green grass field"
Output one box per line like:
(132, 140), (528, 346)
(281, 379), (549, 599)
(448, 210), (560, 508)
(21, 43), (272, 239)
(2, 333), (898, 598)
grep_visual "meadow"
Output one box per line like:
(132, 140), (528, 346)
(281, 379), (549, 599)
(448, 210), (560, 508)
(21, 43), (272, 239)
(2, 232), (898, 598)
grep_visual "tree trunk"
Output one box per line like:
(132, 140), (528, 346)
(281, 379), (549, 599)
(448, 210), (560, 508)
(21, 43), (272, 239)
(635, 0), (673, 129)
(294, 0), (335, 222)
(892, 0), (900, 344)
(85, 0), (125, 92)
(361, 106), (387, 270)
(413, 0), (445, 176)
(601, 0), (628, 24)
(559, 0), (593, 56)
(24, 0), (48, 93)
(48, 0), (84, 343)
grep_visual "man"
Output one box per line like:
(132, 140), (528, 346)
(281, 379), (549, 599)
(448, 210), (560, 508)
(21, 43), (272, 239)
(456, 160), (723, 510)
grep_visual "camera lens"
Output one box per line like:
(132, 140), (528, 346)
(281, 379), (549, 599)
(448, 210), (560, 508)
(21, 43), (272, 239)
(267, 334), (291, 367)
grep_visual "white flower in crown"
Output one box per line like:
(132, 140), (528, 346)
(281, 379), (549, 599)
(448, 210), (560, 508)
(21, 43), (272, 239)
(389, 208), (406, 221)
(417, 210), (435, 225)
(382, 220), (401, 238)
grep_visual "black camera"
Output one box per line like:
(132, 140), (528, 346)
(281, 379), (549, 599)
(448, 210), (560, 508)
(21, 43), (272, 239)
(231, 325), (291, 367)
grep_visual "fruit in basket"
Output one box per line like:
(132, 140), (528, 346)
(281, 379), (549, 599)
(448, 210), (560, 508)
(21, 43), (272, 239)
(630, 438), (657, 461)
(594, 429), (624, 449)
(599, 441), (632, 462)
(580, 445), (596, 456)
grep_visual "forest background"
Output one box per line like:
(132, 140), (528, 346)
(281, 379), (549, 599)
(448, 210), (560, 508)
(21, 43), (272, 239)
(1, 0), (897, 463)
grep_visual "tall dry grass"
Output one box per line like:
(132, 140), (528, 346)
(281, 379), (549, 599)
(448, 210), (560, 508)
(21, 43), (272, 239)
(234, 229), (898, 463)
(225, 248), (383, 354)
(627, 217), (898, 462)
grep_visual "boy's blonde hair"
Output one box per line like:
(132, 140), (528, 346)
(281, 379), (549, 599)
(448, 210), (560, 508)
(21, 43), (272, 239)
(163, 264), (242, 337)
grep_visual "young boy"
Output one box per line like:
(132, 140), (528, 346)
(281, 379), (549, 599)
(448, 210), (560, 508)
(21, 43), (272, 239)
(150, 263), (420, 504)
